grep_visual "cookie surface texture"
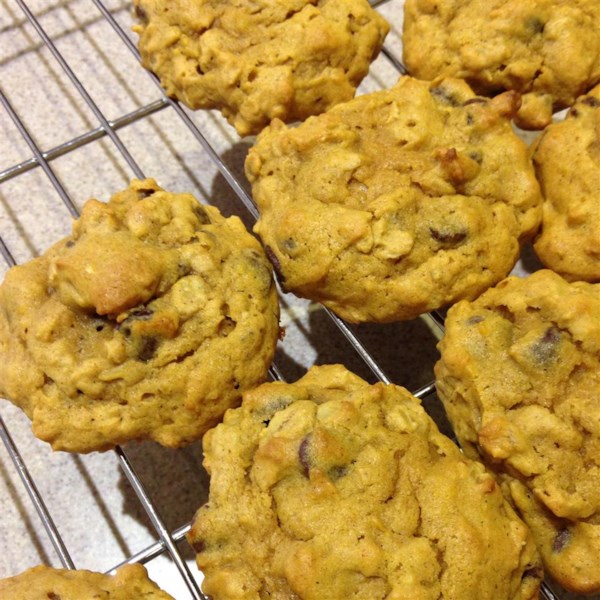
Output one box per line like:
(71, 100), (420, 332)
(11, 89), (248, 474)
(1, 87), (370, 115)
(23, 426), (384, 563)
(246, 76), (542, 323)
(188, 364), (542, 600)
(403, 0), (600, 130)
(0, 178), (280, 452)
(133, 0), (389, 136)
(532, 84), (600, 282)
(435, 270), (600, 594)
(0, 563), (174, 599)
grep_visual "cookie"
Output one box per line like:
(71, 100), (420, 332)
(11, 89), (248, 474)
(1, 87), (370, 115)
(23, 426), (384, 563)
(133, 0), (389, 136)
(532, 84), (600, 282)
(403, 0), (600, 130)
(245, 76), (542, 323)
(0, 563), (174, 599)
(435, 269), (600, 594)
(0, 178), (280, 452)
(187, 364), (542, 600)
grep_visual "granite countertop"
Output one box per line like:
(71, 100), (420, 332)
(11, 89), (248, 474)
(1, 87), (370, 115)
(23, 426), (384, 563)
(0, 1), (591, 599)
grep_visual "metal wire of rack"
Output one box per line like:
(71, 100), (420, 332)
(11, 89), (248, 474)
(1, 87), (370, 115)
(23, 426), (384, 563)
(0, 1), (576, 599)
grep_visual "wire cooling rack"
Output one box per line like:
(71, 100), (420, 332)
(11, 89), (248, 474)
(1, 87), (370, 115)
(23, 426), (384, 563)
(0, 1), (587, 599)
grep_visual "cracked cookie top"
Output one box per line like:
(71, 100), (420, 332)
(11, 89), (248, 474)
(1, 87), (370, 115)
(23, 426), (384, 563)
(133, 0), (389, 136)
(403, 0), (600, 130)
(435, 269), (600, 594)
(246, 76), (542, 323)
(187, 363), (542, 600)
(532, 84), (600, 282)
(0, 564), (174, 599)
(0, 179), (280, 452)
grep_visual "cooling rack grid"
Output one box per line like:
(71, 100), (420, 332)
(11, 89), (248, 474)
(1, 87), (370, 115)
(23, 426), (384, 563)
(0, 1), (585, 598)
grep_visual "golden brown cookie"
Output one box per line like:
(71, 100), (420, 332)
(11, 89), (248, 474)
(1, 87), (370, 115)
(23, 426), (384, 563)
(435, 269), (600, 594)
(403, 0), (600, 130)
(188, 364), (542, 600)
(0, 563), (174, 599)
(532, 84), (600, 282)
(245, 76), (542, 323)
(133, 0), (389, 136)
(0, 179), (280, 452)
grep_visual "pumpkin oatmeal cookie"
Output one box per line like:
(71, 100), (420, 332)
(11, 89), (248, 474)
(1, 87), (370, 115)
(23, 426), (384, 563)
(133, 0), (389, 136)
(435, 269), (600, 594)
(246, 76), (542, 323)
(403, 0), (600, 130)
(0, 179), (280, 452)
(188, 364), (542, 600)
(532, 84), (600, 282)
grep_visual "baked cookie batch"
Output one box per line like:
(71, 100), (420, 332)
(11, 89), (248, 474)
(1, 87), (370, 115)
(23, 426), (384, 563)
(1, 0), (599, 598)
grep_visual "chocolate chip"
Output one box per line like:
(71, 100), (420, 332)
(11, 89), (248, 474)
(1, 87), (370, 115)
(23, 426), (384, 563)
(128, 307), (154, 320)
(531, 326), (561, 364)
(47, 593), (62, 600)
(193, 204), (211, 225)
(265, 245), (285, 283)
(430, 85), (460, 106)
(299, 435), (312, 477)
(259, 397), (294, 426)
(466, 315), (484, 325)
(525, 16), (545, 34)
(137, 336), (158, 361)
(430, 227), (468, 246)
(328, 465), (348, 480)
(468, 151), (483, 164)
(136, 187), (156, 199)
(553, 528), (570, 552)
(283, 237), (297, 252)
(65, 239), (75, 248)
(582, 96), (600, 108)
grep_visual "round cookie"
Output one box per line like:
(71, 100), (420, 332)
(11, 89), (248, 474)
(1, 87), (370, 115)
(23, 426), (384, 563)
(403, 0), (600, 130)
(435, 269), (600, 594)
(0, 179), (280, 453)
(0, 563), (174, 599)
(187, 364), (542, 600)
(532, 84), (600, 282)
(133, 0), (389, 136)
(245, 76), (542, 323)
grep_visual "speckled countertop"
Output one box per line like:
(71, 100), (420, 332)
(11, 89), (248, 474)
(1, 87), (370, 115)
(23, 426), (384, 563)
(0, 1), (592, 599)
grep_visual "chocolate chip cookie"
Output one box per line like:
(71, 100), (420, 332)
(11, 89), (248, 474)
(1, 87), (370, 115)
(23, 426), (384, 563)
(0, 563), (174, 599)
(0, 179), (280, 452)
(435, 269), (600, 594)
(245, 76), (542, 323)
(532, 84), (600, 282)
(188, 364), (542, 600)
(133, 0), (389, 136)
(403, 0), (600, 130)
